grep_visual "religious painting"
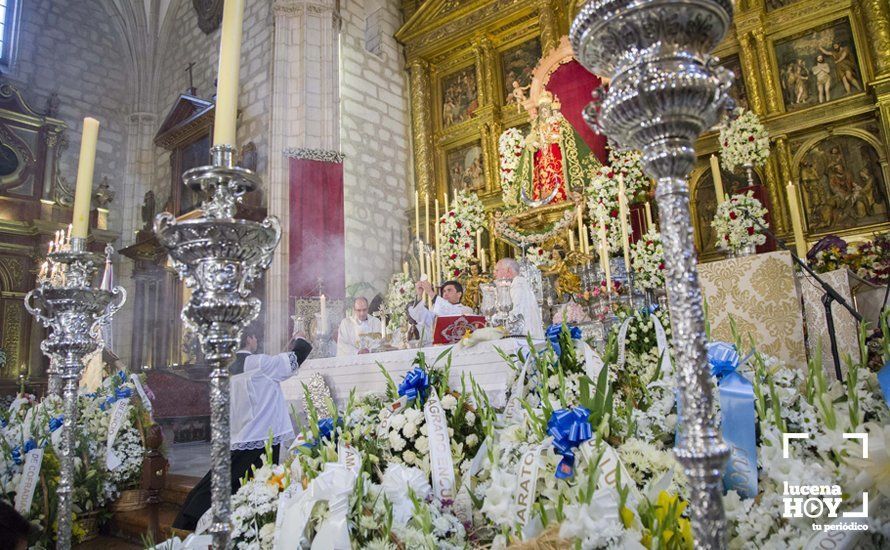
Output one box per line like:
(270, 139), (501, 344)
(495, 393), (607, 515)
(501, 38), (542, 111)
(775, 19), (863, 112)
(798, 136), (888, 233)
(446, 142), (485, 193)
(178, 134), (211, 214)
(721, 55), (749, 112)
(441, 65), (478, 127)
(694, 166), (764, 254)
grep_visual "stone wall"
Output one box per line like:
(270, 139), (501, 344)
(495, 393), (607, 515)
(153, 0), (273, 201)
(340, 0), (411, 298)
(7, 0), (131, 232)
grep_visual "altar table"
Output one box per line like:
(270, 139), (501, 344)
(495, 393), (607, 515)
(281, 338), (536, 414)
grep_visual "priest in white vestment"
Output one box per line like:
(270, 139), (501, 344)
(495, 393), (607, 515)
(336, 296), (383, 356)
(408, 279), (474, 343)
(494, 258), (545, 340)
(173, 336), (312, 531)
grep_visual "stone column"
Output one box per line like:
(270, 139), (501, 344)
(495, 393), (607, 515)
(538, 0), (560, 54)
(737, 33), (765, 116)
(409, 58), (435, 199)
(856, 0), (890, 80)
(752, 29), (781, 114)
(266, 0), (340, 350)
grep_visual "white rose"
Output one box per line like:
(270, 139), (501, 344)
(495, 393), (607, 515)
(416, 436), (429, 452)
(420, 424), (429, 436)
(465, 411), (476, 425)
(390, 414), (407, 430)
(403, 421), (418, 438)
(389, 432), (407, 451)
(467, 434), (478, 447)
(403, 450), (417, 465)
(404, 408), (423, 423)
(441, 394), (457, 410)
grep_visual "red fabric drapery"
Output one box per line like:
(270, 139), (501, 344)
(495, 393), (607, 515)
(545, 59), (608, 164)
(288, 157), (345, 301)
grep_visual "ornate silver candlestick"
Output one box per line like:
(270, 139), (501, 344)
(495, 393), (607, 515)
(572, 1), (735, 546)
(24, 238), (126, 549)
(154, 145), (280, 548)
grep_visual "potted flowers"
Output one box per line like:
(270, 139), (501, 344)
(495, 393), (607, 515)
(712, 191), (768, 256)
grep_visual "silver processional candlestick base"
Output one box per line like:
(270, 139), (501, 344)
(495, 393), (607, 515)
(572, 0), (735, 547)
(155, 144), (280, 549)
(24, 237), (126, 550)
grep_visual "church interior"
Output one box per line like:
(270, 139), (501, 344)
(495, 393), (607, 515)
(1, 0), (890, 547)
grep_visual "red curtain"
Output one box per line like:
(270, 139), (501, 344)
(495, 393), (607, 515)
(545, 59), (608, 164)
(288, 157), (345, 300)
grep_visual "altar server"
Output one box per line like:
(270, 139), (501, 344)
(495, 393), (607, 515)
(172, 336), (312, 532)
(408, 279), (474, 341)
(336, 296), (383, 356)
(494, 257), (545, 340)
(230, 331), (258, 375)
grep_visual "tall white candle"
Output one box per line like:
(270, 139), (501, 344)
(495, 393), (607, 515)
(213, 0), (246, 146)
(320, 294), (327, 331)
(786, 181), (808, 259)
(711, 154), (726, 205)
(645, 202), (654, 229)
(72, 117), (99, 238)
(415, 191), (420, 242)
(618, 175), (631, 274)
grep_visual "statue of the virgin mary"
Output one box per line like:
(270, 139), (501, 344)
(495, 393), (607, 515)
(512, 91), (598, 206)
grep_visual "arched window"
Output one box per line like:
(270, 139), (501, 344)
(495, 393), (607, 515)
(0, 0), (19, 67)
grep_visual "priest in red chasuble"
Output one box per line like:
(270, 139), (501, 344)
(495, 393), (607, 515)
(513, 91), (599, 204)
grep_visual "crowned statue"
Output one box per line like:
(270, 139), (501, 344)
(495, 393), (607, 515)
(512, 91), (598, 206)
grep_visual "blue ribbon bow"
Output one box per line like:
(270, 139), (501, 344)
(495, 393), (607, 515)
(49, 415), (64, 432)
(398, 367), (430, 403)
(12, 438), (38, 465)
(546, 324), (582, 357)
(115, 387), (133, 400)
(301, 417), (338, 449)
(547, 407), (593, 479)
(706, 342), (758, 498)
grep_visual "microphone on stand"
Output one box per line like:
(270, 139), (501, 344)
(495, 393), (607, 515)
(734, 202), (861, 383)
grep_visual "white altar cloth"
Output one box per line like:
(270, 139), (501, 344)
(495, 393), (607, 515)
(281, 337), (605, 418)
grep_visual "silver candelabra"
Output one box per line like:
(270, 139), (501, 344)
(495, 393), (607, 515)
(572, 0), (735, 546)
(24, 238), (126, 549)
(154, 145), (280, 548)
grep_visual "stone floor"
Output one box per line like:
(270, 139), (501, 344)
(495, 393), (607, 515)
(166, 441), (210, 477)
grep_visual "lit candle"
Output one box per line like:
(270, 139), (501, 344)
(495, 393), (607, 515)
(71, 117), (100, 239)
(403, 261), (409, 275)
(569, 229), (575, 251)
(434, 199), (441, 282)
(786, 181), (808, 259)
(415, 191), (420, 242)
(212, 0), (246, 146)
(476, 228), (482, 259)
(481, 248), (487, 272)
(320, 294), (327, 331)
(424, 196), (430, 244)
(645, 202), (654, 229)
(618, 176), (631, 274)
(47, 241), (54, 255)
(38, 261), (48, 280)
(599, 220), (611, 291)
(576, 204), (584, 248)
(711, 154), (726, 205)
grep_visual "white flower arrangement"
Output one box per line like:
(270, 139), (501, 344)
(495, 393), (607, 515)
(438, 190), (485, 279)
(719, 109), (770, 172)
(585, 147), (649, 253)
(499, 128), (525, 209)
(711, 191), (768, 253)
(382, 272), (415, 330)
(630, 229), (665, 291)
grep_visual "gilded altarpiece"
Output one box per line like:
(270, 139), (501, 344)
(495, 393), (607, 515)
(688, 0), (890, 259)
(398, 0), (890, 264)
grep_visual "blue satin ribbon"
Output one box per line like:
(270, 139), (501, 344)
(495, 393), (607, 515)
(547, 407), (592, 479)
(301, 417), (338, 449)
(707, 342), (758, 499)
(11, 438), (37, 465)
(49, 415), (64, 432)
(879, 360), (890, 407)
(546, 324), (582, 357)
(398, 367), (430, 403)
